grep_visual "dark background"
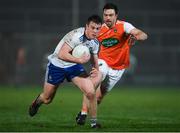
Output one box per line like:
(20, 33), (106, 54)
(0, 0), (179, 86)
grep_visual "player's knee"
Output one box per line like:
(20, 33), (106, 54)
(97, 97), (102, 104)
(96, 86), (107, 104)
(86, 90), (95, 101)
(43, 97), (52, 104)
(97, 94), (105, 104)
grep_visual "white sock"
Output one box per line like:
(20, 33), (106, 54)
(81, 111), (87, 115)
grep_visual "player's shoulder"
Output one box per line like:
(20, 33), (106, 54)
(101, 23), (108, 29)
(116, 20), (125, 25)
(116, 20), (132, 26)
(91, 38), (99, 45)
(69, 27), (85, 43)
(99, 23), (109, 35)
(71, 27), (85, 38)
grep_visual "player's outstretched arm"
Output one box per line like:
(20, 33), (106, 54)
(130, 28), (148, 41)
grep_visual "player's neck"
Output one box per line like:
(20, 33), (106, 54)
(84, 31), (91, 41)
(107, 22), (116, 29)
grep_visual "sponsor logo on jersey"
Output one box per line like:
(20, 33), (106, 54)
(101, 38), (119, 47)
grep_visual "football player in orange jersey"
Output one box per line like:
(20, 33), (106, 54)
(76, 3), (148, 125)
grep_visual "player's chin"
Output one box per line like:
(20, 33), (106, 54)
(89, 34), (97, 39)
(105, 22), (112, 27)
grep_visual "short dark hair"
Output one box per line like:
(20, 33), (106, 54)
(103, 3), (118, 14)
(87, 15), (102, 25)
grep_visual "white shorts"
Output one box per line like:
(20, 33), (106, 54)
(98, 59), (125, 92)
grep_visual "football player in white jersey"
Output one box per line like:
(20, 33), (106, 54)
(29, 15), (102, 128)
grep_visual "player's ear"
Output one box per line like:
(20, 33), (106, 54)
(115, 14), (118, 19)
(85, 24), (89, 29)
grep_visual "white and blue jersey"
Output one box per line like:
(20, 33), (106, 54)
(48, 27), (99, 68)
(45, 27), (100, 85)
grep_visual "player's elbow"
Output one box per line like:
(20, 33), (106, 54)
(142, 33), (148, 40)
(58, 50), (67, 60)
(58, 51), (63, 59)
(131, 28), (148, 41)
(137, 32), (148, 41)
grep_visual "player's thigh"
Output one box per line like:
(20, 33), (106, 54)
(90, 70), (102, 88)
(66, 64), (95, 95)
(103, 68), (125, 92)
(72, 75), (95, 95)
(98, 59), (109, 81)
(45, 62), (65, 85)
(42, 82), (59, 99)
(43, 62), (65, 99)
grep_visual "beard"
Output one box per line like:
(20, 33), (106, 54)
(105, 21), (113, 28)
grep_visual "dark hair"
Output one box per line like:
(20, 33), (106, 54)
(103, 3), (118, 14)
(87, 15), (102, 25)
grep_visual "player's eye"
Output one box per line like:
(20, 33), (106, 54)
(96, 27), (100, 31)
(91, 26), (95, 30)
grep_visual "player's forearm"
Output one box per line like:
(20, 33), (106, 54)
(136, 32), (148, 41)
(130, 28), (148, 41)
(94, 61), (99, 70)
(59, 52), (77, 63)
(91, 55), (99, 70)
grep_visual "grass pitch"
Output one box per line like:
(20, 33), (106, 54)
(0, 85), (180, 132)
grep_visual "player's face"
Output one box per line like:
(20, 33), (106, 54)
(85, 21), (101, 39)
(103, 9), (118, 28)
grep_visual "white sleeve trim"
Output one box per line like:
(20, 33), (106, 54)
(124, 22), (135, 34)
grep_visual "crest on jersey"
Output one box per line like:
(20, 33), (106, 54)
(114, 28), (117, 33)
(101, 38), (119, 47)
(79, 35), (84, 42)
(48, 75), (52, 81)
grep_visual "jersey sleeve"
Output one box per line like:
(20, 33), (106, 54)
(91, 39), (99, 55)
(64, 30), (79, 49)
(124, 22), (135, 34)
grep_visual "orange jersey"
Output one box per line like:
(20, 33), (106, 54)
(98, 20), (132, 70)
